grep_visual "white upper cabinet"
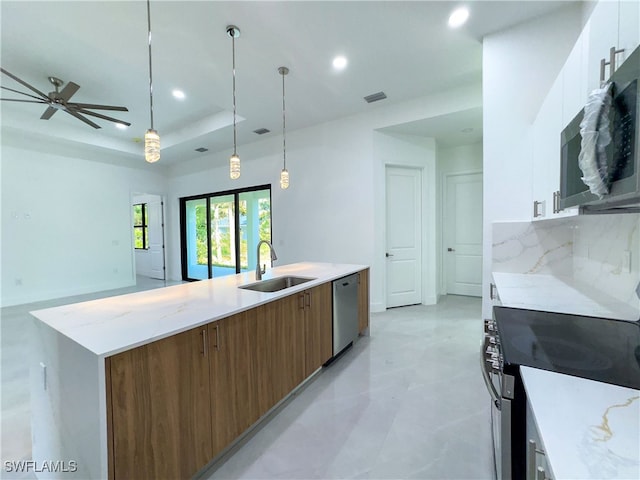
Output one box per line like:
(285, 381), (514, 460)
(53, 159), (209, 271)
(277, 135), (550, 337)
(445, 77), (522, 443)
(532, 73), (563, 220)
(618, 0), (640, 65)
(530, 0), (639, 221)
(586, 1), (640, 94)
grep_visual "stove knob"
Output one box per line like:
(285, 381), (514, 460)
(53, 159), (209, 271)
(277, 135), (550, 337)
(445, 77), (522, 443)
(491, 361), (501, 372)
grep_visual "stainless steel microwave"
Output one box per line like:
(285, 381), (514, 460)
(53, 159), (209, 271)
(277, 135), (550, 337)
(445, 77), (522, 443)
(560, 45), (640, 212)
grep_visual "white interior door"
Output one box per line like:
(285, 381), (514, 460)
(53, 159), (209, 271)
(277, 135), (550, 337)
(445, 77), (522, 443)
(386, 166), (422, 308)
(147, 198), (166, 280)
(445, 173), (482, 296)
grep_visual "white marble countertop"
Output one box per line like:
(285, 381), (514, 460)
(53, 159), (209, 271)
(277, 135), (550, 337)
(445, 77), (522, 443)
(30, 262), (367, 358)
(492, 272), (639, 321)
(521, 366), (640, 480)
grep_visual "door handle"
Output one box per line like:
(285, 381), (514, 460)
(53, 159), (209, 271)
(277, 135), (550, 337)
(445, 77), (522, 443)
(447, 247), (455, 252)
(385, 253), (394, 257)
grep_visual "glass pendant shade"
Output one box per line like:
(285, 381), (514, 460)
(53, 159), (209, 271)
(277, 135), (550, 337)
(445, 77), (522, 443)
(230, 153), (241, 179)
(280, 168), (289, 189)
(144, 129), (160, 163)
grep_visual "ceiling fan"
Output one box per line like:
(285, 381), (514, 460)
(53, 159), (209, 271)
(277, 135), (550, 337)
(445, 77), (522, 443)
(0, 68), (130, 129)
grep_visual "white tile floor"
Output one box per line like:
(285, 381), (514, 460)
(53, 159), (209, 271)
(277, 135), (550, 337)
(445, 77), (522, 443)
(2, 283), (494, 480)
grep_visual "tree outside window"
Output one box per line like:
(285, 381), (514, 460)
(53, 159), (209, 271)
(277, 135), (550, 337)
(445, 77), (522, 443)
(133, 203), (148, 249)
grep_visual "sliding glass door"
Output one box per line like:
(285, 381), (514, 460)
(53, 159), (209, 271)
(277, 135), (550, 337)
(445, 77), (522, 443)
(181, 185), (271, 281)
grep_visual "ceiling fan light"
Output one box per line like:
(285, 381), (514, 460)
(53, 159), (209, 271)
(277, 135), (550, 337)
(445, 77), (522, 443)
(280, 168), (290, 189)
(144, 129), (160, 163)
(230, 153), (241, 179)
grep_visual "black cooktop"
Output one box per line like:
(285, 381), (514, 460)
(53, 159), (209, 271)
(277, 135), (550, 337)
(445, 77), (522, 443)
(494, 306), (640, 390)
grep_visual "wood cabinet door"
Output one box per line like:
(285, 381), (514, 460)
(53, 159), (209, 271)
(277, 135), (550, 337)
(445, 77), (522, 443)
(108, 327), (212, 480)
(304, 283), (333, 377)
(358, 268), (370, 334)
(256, 294), (305, 416)
(209, 311), (259, 457)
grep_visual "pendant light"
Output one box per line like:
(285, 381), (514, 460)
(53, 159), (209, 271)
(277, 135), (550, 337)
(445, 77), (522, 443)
(278, 66), (290, 189)
(227, 25), (241, 179)
(144, 0), (160, 163)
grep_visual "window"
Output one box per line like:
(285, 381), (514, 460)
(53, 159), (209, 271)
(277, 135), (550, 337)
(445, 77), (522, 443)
(133, 203), (148, 249)
(180, 185), (272, 280)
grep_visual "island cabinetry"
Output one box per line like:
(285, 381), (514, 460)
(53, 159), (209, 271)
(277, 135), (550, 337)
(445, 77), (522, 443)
(255, 293), (305, 416)
(303, 283), (333, 377)
(107, 326), (213, 480)
(209, 310), (260, 458)
(358, 268), (370, 334)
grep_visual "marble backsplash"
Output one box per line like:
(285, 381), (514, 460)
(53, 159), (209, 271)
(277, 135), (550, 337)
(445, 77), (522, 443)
(493, 213), (640, 314)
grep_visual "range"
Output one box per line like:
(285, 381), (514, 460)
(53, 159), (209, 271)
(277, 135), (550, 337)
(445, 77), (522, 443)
(482, 306), (640, 479)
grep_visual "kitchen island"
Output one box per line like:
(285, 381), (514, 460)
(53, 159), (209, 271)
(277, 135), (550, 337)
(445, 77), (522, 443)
(29, 262), (369, 479)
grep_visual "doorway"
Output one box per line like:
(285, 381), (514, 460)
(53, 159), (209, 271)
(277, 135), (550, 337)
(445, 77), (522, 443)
(132, 193), (166, 281)
(443, 172), (483, 296)
(385, 166), (422, 308)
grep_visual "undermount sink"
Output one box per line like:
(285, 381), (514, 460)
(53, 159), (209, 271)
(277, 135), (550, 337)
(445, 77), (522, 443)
(239, 276), (316, 293)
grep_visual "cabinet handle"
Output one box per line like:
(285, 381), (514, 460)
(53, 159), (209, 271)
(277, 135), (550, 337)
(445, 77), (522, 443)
(536, 466), (546, 480)
(201, 328), (207, 357)
(305, 291), (311, 308)
(298, 293), (305, 310)
(489, 282), (497, 300)
(552, 191), (562, 214)
(528, 439), (537, 480)
(533, 200), (544, 218)
(213, 325), (220, 351)
(601, 46), (625, 84)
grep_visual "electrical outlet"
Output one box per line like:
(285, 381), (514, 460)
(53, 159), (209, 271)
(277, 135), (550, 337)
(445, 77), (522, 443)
(623, 250), (632, 273)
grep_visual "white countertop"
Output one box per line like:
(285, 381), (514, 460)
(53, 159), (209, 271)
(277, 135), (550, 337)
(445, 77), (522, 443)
(492, 272), (639, 321)
(521, 366), (640, 480)
(30, 262), (366, 358)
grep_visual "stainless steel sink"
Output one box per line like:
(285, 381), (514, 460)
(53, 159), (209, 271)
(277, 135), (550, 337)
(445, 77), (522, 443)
(239, 276), (316, 293)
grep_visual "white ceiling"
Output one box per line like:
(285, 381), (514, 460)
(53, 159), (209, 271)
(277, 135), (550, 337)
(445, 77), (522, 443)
(1, 1), (579, 166)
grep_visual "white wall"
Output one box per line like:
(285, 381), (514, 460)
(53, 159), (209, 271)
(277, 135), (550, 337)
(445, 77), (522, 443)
(168, 84), (481, 312)
(436, 142), (483, 295)
(373, 132), (437, 307)
(1, 84), (480, 309)
(482, 3), (587, 318)
(1, 136), (167, 306)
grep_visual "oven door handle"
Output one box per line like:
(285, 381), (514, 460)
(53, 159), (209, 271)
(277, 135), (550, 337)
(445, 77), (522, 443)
(480, 342), (501, 411)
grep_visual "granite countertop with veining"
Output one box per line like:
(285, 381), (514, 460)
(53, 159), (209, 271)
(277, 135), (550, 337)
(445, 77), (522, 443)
(521, 366), (640, 480)
(492, 272), (639, 321)
(30, 262), (366, 357)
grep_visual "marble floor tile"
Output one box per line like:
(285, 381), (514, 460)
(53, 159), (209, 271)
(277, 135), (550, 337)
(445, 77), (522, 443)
(2, 288), (493, 480)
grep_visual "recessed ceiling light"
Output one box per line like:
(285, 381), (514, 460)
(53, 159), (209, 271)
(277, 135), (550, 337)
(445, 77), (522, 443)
(172, 89), (186, 100)
(332, 56), (348, 70)
(115, 123), (128, 130)
(448, 7), (469, 28)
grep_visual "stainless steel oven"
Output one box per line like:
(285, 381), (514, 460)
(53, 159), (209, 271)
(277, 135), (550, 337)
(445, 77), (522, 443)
(481, 306), (640, 480)
(481, 318), (524, 480)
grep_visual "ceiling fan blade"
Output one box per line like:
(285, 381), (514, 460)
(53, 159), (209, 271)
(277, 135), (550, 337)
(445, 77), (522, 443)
(68, 102), (128, 112)
(1, 68), (48, 99)
(75, 108), (131, 126)
(1, 85), (46, 102)
(65, 109), (101, 129)
(41, 106), (57, 120)
(0, 98), (47, 104)
(59, 81), (80, 102)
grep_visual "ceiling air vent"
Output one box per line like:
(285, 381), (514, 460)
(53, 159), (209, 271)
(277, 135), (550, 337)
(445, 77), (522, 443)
(253, 128), (270, 135)
(195, 147), (208, 153)
(364, 91), (387, 103)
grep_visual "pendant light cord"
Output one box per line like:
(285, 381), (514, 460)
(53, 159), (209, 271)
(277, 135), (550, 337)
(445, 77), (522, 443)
(282, 69), (286, 169)
(232, 34), (237, 154)
(146, 0), (154, 130)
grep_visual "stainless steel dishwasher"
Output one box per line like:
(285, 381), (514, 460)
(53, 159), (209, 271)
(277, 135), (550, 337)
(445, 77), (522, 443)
(332, 273), (359, 356)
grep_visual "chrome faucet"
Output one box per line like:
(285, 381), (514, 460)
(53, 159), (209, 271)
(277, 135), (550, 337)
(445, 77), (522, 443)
(255, 240), (278, 281)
